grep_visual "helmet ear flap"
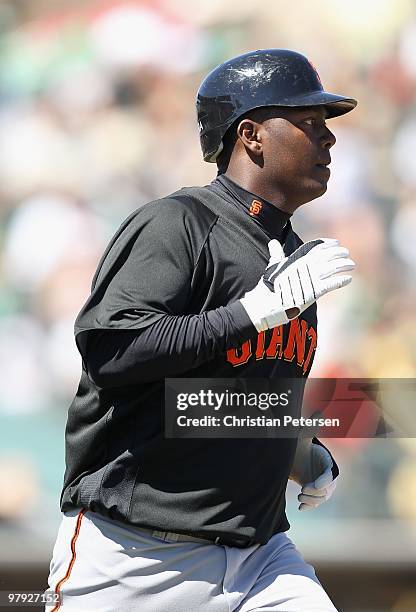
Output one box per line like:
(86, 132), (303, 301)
(206, 141), (223, 163)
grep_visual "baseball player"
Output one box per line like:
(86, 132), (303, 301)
(47, 49), (356, 611)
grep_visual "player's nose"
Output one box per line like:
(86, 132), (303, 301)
(321, 125), (336, 149)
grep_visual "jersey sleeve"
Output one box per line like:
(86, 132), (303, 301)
(84, 303), (252, 387)
(76, 198), (199, 336)
(74, 198), (256, 387)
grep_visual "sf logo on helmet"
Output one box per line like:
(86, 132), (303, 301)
(249, 200), (263, 216)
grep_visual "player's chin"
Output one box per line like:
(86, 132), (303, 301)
(314, 179), (328, 197)
(301, 178), (328, 203)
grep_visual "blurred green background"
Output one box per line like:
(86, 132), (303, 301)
(0, 1), (415, 610)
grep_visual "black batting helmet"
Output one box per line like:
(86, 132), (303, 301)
(196, 49), (357, 162)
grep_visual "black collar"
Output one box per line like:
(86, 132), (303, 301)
(213, 174), (292, 240)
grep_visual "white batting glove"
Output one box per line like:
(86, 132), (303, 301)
(240, 238), (355, 332)
(290, 438), (339, 511)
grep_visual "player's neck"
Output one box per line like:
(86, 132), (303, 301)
(223, 168), (298, 215)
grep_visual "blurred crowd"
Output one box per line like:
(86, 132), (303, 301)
(0, 0), (415, 572)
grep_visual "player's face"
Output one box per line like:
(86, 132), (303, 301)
(260, 106), (336, 207)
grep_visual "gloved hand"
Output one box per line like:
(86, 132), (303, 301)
(240, 238), (355, 332)
(290, 437), (339, 511)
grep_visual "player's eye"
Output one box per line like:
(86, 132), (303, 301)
(302, 117), (327, 130)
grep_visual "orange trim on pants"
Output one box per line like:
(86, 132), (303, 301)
(51, 509), (86, 612)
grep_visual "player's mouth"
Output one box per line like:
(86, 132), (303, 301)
(314, 161), (331, 177)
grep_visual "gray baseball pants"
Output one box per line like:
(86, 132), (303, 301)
(46, 508), (337, 611)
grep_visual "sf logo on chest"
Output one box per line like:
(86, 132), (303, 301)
(249, 199), (263, 216)
(226, 318), (317, 375)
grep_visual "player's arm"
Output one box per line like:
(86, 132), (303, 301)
(84, 303), (254, 387)
(77, 205), (354, 388)
(76, 203), (257, 387)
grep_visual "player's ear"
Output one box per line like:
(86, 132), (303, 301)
(237, 119), (263, 158)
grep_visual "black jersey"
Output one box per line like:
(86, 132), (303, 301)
(60, 176), (318, 547)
